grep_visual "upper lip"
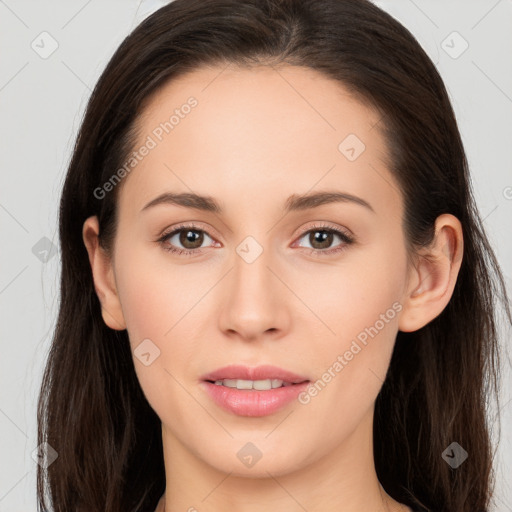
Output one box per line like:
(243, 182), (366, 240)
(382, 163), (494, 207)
(201, 365), (310, 384)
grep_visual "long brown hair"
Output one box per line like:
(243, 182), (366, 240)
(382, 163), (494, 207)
(36, 1), (512, 511)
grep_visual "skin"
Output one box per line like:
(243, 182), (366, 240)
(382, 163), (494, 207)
(83, 63), (463, 512)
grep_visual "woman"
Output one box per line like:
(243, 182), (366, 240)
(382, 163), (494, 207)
(36, 1), (511, 511)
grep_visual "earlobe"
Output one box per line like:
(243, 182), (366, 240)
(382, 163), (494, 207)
(398, 214), (464, 333)
(82, 216), (127, 330)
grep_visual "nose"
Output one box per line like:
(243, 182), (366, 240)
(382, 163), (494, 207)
(217, 240), (291, 342)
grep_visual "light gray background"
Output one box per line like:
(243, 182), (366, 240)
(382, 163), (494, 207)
(1, 0), (511, 510)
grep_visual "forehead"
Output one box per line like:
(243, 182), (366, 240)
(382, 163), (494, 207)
(118, 63), (399, 220)
(136, 63), (383, 154)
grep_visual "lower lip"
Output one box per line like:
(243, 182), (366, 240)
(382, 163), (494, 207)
(201, 381), (310, 417)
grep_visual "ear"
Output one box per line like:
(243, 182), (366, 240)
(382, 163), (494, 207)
(82, 215), (126, 330)
(398, 213), (464, 332)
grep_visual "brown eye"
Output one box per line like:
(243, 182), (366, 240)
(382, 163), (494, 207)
(178, 229), (204, 249)
(296, 226), (353, 254)
(158, 224), (215, 254)
(308, 230), (334, 250)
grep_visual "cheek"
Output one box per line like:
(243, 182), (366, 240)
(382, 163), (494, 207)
(295, 243), (406, 429)
(112, 242), (210, 406)
(114, 239), (196, 344)
(302, 237), (405, 342)
(114, 265), (193, 425)
(117, 270), (169, 345)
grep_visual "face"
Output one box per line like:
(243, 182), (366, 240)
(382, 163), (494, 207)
(89, 64), (415, 477)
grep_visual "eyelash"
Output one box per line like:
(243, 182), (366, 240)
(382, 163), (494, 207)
(156, 222), (355, 258)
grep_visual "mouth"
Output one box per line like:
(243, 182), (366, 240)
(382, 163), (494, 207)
(199, 365), (311, 417)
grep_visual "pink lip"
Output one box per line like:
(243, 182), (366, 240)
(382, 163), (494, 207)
(200, 381), (310, 417)
(199, 364), (310, 417)
(200, 364), (309, 384)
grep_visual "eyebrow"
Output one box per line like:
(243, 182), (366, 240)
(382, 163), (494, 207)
(140, 190), (375, 214)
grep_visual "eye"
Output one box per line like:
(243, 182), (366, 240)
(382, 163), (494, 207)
(293, 223), (355, 256)
(157, 223), (217, 256)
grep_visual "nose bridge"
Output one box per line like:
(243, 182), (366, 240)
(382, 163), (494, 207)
(218, 233), (288, 339)
(232, 233), (275, 304)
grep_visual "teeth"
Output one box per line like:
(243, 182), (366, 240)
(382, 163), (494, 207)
(213, 378), (292, 390)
